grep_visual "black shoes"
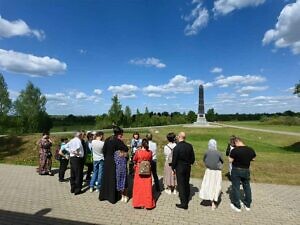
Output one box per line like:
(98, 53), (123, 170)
(176, 204), (188, 210)
(74, 190), (83, 195)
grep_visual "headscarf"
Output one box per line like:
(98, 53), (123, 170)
(208, 139), (217, 151)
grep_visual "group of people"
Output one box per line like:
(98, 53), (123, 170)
(37, 127), (256, 212)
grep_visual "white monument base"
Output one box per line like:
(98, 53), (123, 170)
(193, 114), (208, 126)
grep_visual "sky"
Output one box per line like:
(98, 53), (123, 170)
(0, 0), (299, 115)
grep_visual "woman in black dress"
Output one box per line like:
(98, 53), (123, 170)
(99, 126), (128, 204)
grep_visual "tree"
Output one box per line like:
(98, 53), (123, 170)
(0, 74), (12, 133)
(0, 74), (12, 116)
(14, 82), (51, 133)
(123, 105), (132, 127)
(206, 108), (216, 122)
(294, 81), (300, 97)
(186, 110), (197, 123)
(108, 95), (123, 126)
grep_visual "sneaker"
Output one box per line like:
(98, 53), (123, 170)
(230, 203), (241, 212)
(173, 190), (177, 195)
(244, 206), (251, 211)
(165, 189), (172, 195)
(211, 202), (216, 210)
(240, 201), (251, 211)
(89, 188), (94, 193)
(95, 189), (99, 192)
(124, 196), (129, 203)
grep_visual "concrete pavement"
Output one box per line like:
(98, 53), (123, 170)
(0, 164), (299, 225)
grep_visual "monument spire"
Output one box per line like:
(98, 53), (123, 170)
(194, 84), (208, 125)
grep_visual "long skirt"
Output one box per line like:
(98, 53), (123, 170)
(199, 168), (222, 202)
(114, 151), (127, 191)
(39, 150), (52, 175)
(163, 161), (177, 187)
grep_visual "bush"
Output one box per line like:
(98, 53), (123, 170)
(260, 116), (300, 126)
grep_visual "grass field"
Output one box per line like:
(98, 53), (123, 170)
(220, 121), (300, 133)
(1, 125), (299, 185)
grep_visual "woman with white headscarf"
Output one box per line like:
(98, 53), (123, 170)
(199, 139), (223, 210)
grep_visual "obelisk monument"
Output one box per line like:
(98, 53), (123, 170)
(194, 84), (208, 125)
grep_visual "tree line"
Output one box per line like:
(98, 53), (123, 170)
(1, 73), (299, 134)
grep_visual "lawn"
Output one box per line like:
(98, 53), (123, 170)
(220, 121), (300, 133)
(1, 125), (299, 185)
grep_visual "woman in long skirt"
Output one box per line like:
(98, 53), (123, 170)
(38, 132), (53, 176)
(132, 139), (155, 209)
(199, 139), (223, 210)
(163, 132), (177, 194)
(114, 150), (129, 202)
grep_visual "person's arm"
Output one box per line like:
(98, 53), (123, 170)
(203, 152), (207, 162)
(171, 146), (178, 171)
(225, 144), (231, 156)
(229, 149), (235, 163)
(219, 152), (224, 164)
(190, 145), (195, 165)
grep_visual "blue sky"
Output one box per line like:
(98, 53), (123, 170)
(0, 0), (299, 115)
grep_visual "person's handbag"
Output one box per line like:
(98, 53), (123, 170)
(139, 160), (151, 176)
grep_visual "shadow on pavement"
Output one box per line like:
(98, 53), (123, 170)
(0, 209), (102, 225)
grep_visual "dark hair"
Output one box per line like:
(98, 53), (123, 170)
(42, 131), (49, 136)
(61, 138), (68, 142)
(96, 131), (104, 137)
(87, 132), (93, 139)
(166, 132), (176, 143)
(113, 126), (123, 135)
(132, 131), (140, 138)
(146, 133), (152, 141)
(141, 138), (149, 149)
(229, 135), (237, 146)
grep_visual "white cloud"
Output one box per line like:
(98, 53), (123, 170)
(76, 92), (88, 99)
(184, 1), (209, 36)
(94, 89), (102, 95)
(217, 92), (236, 100)
(0, 49), (67, 77)
(211, 67), (223, 73)
(262, 0), (300, 54)
(211, 94), (300, 113)
(129, 57), (166, 68)
(143, 75), (203, 97)
(237, 85), (269, 94)
(108, 84), (138, 99)
(45, 93), (69, 102)
(147, 93), (162, 98)
(0, 15), (45, 40)
(78, 49), (87, 54)
(213, 0), (266, 16)
(214, 75), (266, 87)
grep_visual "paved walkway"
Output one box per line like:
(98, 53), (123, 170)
(216, 123), (300, 137)
(0, 164), (299, 225)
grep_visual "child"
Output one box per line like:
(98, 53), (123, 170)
(58, 138), (69, 182)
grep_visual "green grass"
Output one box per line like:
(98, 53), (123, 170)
(1, 125), (299, 185)
(50, 125), (96, 132)
(221, 121), (300, 133)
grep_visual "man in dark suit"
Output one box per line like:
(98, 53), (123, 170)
(172, 132), (195, 209)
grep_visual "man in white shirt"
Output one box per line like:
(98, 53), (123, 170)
(89, 131), (105, 192)
(146, 133), (160, 192)
(66, 131), (84, 195)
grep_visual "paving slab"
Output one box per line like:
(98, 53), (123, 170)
(0, 164), (299, 225)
